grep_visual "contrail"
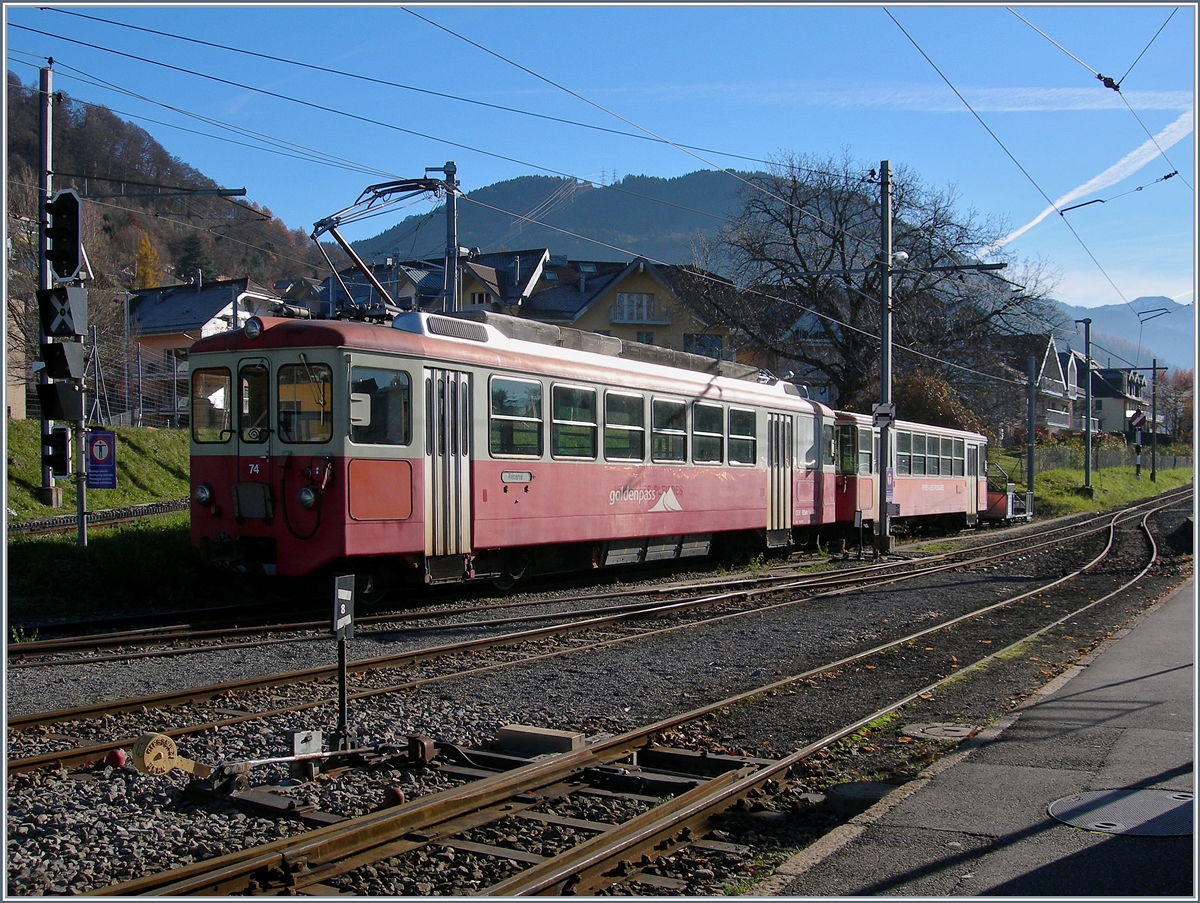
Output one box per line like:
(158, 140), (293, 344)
(984, 109), (1193, 253)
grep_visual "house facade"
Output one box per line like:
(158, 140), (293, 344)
(127, 277), (281, 425)
(520, 256), (730, 360)
(1091, 366), (1150, 434)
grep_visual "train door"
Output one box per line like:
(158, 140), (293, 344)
(966, 441), (980, 522)
(232, 357), (273, 520)
(424, 368), (473, 569)
(767, 412), (793, 547)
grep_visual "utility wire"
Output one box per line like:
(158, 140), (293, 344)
(1117, 8), (1177, 86)
(13, 33), (1034, 389)
(8, 54), (403, 181)
(1006, 8), (1100, 76)
(885, 8), (1141, 318)
(8, 175), (330, 275)
(1006, 7), (1191, 190)
(10, 40), (781, 244)
(465, 194), (1027, 388)
(1115, 92), (1191, 190)
(399, 7), (870, 246)
(9, 24), (578, 178)
(42, 6), (778, 169)
(15, 19), (909, 272)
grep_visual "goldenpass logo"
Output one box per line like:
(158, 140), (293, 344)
(609, 487), (657, 505)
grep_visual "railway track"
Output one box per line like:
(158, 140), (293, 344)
(8, 492), (1187, 770)
(78, 498), (1182, 895)
(6, 498), (190, 537)
(9, 490), (1184, 668)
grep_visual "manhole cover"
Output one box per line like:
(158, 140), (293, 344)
(1048, 789), (1193, 836)
(901, 723), (977, 740)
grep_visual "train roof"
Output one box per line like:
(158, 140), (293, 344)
(189, 311), (834, 415)
(834, 409), (987, 440)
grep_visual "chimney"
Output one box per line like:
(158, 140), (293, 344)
(579, 273), (586, 293)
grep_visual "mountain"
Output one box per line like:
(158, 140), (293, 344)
(356, 172), (1194, 375)
(1057, 297), (1194, 374)
(353, 171), (746, 265)
(5, 71), (330, 290)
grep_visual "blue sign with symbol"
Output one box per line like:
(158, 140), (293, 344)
(86, 431), (117, 489)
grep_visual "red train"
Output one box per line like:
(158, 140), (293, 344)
(188, 310), (998, 595)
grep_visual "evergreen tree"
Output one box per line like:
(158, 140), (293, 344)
(177, 233), (215, 283)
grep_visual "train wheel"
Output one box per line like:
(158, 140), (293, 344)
(355, 569), (393, 606)
(493, 552), (532, 592)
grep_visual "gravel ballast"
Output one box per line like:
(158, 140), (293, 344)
(5, 502), (1192, 895)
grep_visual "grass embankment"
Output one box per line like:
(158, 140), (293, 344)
(5, 420), (282, 628)
(989, 447), (1194, 517)
(4, 422), (1194, 631)
(5, 418), (189, 519)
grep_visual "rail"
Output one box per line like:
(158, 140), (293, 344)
(7, 498), (189, 536)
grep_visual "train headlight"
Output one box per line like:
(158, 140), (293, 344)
(195, 483), (213, 506)
(298, 486), (317, 509)
(244, 317), (264, 340)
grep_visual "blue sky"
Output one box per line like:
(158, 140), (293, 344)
(5, 4), (1195, 311)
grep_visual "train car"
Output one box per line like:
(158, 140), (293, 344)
(188, 310), (841, 594)
(833, 410), (989, 534)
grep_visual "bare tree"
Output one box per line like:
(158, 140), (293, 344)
(6, 157), (41, 401)
(1158, 367), (1193, 445)
(710, 150), (1061, 410)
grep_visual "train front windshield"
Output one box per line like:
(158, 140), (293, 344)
(191, 355), (335, 446)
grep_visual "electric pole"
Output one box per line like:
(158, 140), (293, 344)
(36, 64), (59, 507)
(874, 160), (895, 555)
(1075, 318), (1093, 497)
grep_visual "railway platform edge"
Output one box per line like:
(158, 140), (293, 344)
(754, 577), (1196, 897)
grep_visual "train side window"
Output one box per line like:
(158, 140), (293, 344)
(192, 368), (232, 443)
(729, 408), (757, 465)
(797, 414), (817, 469)
(822, 424), (835, 468)
(837, 425), (857, 475)
(239, 363), (270, 444)
(911, 433), (927, 475)
(605, 392), (644, 461)
(693, 402), (723, 463)
(278, 360), (333, 443)
(952, 438), (965, 476)
(940, 437), (954, 477)
(490, 376), (542, 457)
(858, 427), (873, 473)
(551, 384), (597, 459)
(350, 367), (411, 445)
(651, 398), (687, 462)
(896, 431), (911, 475)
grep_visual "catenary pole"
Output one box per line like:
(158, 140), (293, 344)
(36, 64), (60, 506)
(1027, 356), (1036, 516)
(1075, 318), (1093, 497)
(875, 160), (894, 555)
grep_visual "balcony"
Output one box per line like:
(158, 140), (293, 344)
(1044, 408), (1071, 428)
(610, 304), (671, 326)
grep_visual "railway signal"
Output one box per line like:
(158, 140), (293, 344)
(39, 339), (85, 380)
(41, 426), (70, 477)
(36, 285), (87, 338)
(35, 380), (83, 422)
(44, 188), (83, 282)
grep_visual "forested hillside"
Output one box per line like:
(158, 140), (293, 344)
(6, 71), (340, 400)
(354, 170), (748, 264)
(6, 72), (331, 289)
